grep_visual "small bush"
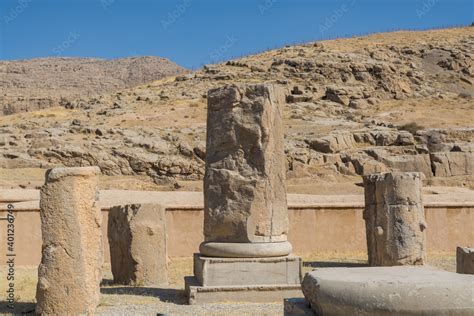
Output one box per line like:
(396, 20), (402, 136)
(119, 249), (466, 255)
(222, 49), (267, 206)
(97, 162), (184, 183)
(398, 122), (425, 134)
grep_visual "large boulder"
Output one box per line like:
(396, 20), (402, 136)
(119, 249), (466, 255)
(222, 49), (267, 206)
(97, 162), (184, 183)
(308, 133), (356, 154)
(378, 153), (433, 178)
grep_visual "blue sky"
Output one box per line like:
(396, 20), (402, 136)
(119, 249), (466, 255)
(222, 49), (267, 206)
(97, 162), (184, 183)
(0, 0), (472, 69)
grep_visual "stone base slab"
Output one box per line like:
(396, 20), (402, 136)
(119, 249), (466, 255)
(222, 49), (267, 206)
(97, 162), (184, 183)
(185, 276), (303, 304)
(199, 241), (292, 257)
(185, 253), (303, 304)
(302, 266), (474, 315)
(193, 253), (301, 286)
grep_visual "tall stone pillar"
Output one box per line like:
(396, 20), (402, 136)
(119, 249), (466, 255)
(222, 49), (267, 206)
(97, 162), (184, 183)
(36, 167), (103, 315)
(185, 84), (302, 304)
(363, 172), (427, 266)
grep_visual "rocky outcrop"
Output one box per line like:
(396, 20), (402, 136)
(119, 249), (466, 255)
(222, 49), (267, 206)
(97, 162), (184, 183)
(0, 28), (472, 189)
(377, 153), (433, 178)
(431, 151), (473, 177)
(0, 57), (187, 115)
(307, 132), (356, 153)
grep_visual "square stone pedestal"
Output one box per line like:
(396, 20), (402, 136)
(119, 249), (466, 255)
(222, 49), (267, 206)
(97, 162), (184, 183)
(185, 254), (303, 304)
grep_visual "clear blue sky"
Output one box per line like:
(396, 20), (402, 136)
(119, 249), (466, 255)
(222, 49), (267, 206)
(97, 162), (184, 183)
(0, 0), (472, 69)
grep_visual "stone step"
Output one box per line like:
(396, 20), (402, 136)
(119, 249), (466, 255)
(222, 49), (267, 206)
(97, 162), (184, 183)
(185, 276), (303, 305)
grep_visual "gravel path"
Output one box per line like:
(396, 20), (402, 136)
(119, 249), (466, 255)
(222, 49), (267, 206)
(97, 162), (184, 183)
(0, 255), (456, 315)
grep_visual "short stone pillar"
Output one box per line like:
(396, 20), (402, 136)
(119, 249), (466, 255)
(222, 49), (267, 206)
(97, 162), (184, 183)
(363, 172), (427, 266)
(456, 246), (474, 274)
(108, 203), (167, 285)
(36, 167), (103, 315)
(185, 84), (302, 304)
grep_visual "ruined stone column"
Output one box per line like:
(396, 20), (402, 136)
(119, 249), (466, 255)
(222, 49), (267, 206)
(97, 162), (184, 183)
(36, 167), (103, 315)
(363, 172), (427, 266)
(200, 84), (291, 258)
(185, 84), (301, 304)
(108, 203), (167, 286)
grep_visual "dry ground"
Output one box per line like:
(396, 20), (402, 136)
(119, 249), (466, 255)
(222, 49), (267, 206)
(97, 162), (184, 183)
(0, 253), (456, 315)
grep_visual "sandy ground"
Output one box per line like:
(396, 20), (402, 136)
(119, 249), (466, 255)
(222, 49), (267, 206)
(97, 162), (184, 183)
(0, 253), (456, 315)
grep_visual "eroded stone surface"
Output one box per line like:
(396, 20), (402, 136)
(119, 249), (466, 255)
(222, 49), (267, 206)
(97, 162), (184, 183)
(302, 267), (474, 315)
(203, 84), (288, 243)
(431, 152), (474, 177)
(363, 172), (427, 266)
(108, 203), (167, 286)
(36, 166), (102, 315)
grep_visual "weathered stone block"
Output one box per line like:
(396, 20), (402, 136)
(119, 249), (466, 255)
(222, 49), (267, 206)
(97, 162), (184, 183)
(430, 152), (474, 177)
(36, 167), (102, 315)
(379, 154), (433, 178)
(302, 267), (474, 315)
(203, 84), (288, 245)
(108, 203), (167, 286)
(193, 254), (301, 287)
(456, 246), (474, 274)
(308, 133), (356, 153)
(363, 172), (427, 266)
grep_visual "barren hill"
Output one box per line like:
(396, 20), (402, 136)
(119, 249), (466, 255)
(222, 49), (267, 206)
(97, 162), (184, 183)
(0, 56), (187, 115)
(0, 27), (472, 192)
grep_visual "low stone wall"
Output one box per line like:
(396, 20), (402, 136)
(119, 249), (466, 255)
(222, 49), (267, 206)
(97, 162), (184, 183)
(1, 190), (473, 266)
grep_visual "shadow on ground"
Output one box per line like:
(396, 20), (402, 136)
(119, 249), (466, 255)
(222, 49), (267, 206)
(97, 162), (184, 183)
(303, 261), (368, 268)
(0, 302), (35, 315)
(100, 282), (186, 305)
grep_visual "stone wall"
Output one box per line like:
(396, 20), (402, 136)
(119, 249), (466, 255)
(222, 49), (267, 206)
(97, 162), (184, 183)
(1, 196), (472, 266)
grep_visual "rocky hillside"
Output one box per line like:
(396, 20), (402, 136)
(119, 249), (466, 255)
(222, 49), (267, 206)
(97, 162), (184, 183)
(0, 27), (472, 191)
(0, 56), (187, 115)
